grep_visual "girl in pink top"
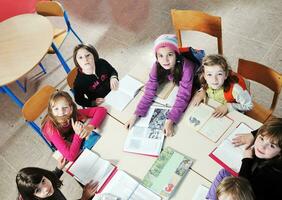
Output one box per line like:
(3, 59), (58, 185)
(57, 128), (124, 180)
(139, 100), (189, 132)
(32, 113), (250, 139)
(41, 90), (107, 161)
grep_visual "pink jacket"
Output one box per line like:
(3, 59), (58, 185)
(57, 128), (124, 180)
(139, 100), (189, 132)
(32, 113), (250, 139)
(42, 107), (107, 161)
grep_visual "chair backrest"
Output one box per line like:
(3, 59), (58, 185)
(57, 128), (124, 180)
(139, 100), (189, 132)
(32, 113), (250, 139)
(36, 1), (64, 16)
(67, 67), (78, 89)
(238, 59), (282, 111)
(171, 9), (223, 54)
(22, 85), (56, 121)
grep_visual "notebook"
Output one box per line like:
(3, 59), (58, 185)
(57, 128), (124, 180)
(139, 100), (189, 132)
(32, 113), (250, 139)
(92, 170), (161, 200)
(105, 75), (143, 111)
(209, 123), (254, 176)
(124, 106), (169, 157)
(186, 103), (233, 142)
(142, 147), (193, 199)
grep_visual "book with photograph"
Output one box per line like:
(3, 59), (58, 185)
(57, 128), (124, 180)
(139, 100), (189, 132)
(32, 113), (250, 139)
(142, 147), (194, 199)
(67, 149), (117, 192)
(186, 103), (233, 142)
(104, 75), (144, 111)
(209, 123), (254, 176)
(93, 170), (161, 200)
(124, 106), (169, 156)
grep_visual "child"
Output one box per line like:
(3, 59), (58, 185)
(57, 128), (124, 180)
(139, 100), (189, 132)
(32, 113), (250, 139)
(16, 157), (98, 200)
(207, 118), (282, 200)
(41, 90), (107, 161)
(73, 44), (119, 107)
(192, 54), (253, 117)
(216, 176), (254, 200)
(125, 34), (195, 136)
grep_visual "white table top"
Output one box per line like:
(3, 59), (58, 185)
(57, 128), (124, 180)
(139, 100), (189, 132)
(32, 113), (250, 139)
(94, 115), (211, 199)
(0, 14), (53, 86)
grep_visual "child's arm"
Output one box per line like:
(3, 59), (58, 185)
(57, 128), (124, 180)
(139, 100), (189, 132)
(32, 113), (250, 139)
(190, 88), (207, 106)
(78, 107), (107, 129)
(167, 59), (194, 123)
(74, 84), (95, 107)
(135, 63), (158, 117)
(228, 84), (253, 112)
(42, 122), (82, 161)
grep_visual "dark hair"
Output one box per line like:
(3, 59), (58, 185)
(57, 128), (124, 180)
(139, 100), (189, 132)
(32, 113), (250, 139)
(16, 167), (62, 200)
(255, 117), (282, 169)
(41, 90), (84, 137)
(156, 52), (183, 85)
(216, 176), (254, 200)
(73, 43), (99, 70)
(199, 54), (239, 91)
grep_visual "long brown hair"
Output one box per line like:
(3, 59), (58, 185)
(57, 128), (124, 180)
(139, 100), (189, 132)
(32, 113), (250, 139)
(199, 54), (239, 91)
(156, 52), (183, 85)
(41, 91), (81, 137)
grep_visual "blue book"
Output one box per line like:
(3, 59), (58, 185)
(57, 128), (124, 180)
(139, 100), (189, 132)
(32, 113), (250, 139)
(82, 131), (101, 150)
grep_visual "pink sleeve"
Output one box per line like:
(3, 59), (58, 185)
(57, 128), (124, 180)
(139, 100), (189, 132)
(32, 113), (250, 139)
(42, 121), (82, 161)
(78, 106), (107, 128)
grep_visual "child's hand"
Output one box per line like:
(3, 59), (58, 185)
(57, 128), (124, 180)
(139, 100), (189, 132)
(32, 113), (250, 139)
(57, 156), (67, 170)
(95, 98), (104, 106)
(110, 77), (119, 90)
(163, 119), (174, 137)
(243, 145), (254, 158)
(232, 133), (254, 148)
(71, 118), (84, 135)
(125, 115), (138, 129)
(82, 124), (95, 139)
(191, 89), (207, 106)
(212, 105), (228, 118)
(81, 180), (99, 200)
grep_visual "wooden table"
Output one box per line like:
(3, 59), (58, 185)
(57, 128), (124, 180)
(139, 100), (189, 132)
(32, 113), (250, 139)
(0, 14), (53, 107)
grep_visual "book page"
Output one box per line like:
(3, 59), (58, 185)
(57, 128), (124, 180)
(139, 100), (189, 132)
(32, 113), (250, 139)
(192, 185), (209, 200)
(142, 147), (193, 199)
(105, 90), (131, 111)
(186, 103), (214, 131)
(93, 170), (139, 200)
(135, 106), (168, 127)
(118, 75), (143, 98)
(124, 126), (164, 156)
(211, 123), (254, 173)
(200, 116), (233, 142)
(69, 149), (115, 187)
(130, 184), (161, 200)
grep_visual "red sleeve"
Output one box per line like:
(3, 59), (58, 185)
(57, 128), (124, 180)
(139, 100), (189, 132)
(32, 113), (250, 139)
(78, 107), (107, 128)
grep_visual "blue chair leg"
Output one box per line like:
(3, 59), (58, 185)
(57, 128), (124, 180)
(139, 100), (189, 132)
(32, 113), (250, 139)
(39, 62), (47, 74)
(1, 85), (24, 108)
(16, 80), (27, 93)
(27, 121), (55, 151)
(51, 42), (71, 74)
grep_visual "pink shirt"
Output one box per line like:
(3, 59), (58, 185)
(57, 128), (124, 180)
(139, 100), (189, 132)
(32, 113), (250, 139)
(42, 107), (107, 161)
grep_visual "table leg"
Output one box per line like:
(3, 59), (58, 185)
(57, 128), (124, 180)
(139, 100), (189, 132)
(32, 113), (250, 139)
(51, 42), (71, 74)
(0, 85), (24, 108)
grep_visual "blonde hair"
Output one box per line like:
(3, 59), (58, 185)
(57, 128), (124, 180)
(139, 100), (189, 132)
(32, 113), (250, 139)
(216, 176), (254, 200)
(200, 54), (239, 91)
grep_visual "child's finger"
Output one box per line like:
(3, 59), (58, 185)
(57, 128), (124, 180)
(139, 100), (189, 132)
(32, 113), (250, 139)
(71, 118), (75, 126)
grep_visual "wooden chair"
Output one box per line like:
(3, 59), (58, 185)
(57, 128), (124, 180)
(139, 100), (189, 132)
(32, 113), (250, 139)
(22, 85), (56, 151)
(36, 1), (83, 73)
(171, 9), (223, 54)
(67, 67), (78, 90)
(238, 59), (282, 123)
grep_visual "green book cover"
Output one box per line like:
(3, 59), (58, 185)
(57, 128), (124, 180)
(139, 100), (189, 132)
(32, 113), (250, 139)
(142, 147), (194, 199)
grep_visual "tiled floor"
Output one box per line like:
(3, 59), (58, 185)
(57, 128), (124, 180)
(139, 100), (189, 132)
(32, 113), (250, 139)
(1, 0), (281, 199)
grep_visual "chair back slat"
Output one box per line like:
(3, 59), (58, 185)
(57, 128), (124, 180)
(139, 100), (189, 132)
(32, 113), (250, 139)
(67, 67), (78, 89)
(36, 1), (64, 17)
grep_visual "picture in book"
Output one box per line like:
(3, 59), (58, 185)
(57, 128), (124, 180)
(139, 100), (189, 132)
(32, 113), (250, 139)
(186, 103), (233, 142)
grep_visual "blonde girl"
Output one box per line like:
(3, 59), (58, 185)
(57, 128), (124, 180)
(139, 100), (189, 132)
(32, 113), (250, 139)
(192, 54), (253, 117)
(42, 90), (107, 161)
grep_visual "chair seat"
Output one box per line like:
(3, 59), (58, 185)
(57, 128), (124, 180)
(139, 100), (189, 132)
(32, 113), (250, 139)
(48, 31), (68, 54)
(245, 101), (272, 123)
(53, 28), (66, 38)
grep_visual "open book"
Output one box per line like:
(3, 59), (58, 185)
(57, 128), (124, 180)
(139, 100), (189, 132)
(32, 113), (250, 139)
(67, 149), (116, 192)
(186, 103), (233, 142)
(142, 147), (193, 199)
(124, 106), (169, 156)
(105, 75), (143, 111)
(93, 170), (161, 200)
(209, 123), (254, 176)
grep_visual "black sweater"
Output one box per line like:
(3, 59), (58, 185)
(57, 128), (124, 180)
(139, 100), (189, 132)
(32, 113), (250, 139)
(73, 58), (118, 107)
